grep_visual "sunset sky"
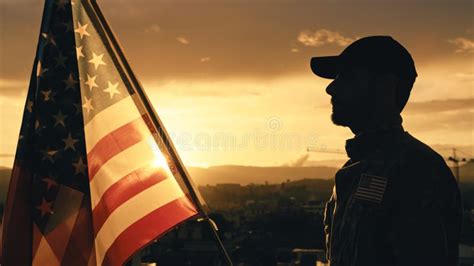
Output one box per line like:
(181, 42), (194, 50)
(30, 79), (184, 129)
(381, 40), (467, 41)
(0, 0), (472, 168)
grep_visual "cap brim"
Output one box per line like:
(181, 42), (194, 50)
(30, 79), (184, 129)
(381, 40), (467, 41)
(310, 56), (339, 79)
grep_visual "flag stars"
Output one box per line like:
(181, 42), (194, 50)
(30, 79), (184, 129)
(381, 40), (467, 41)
(104, 81), (120, 99)
(56, 0), (68, 10)
(85, 74), (98, 91)
(36, 198), (54, 217)
(73, 103), (82, 115)
(35, 119), (46, 135)
(53, 110), (67, 127)
(75, 22), (90, 39)
(42, 177), (58, 190)
(89, 52), (106, 70)
(54, 51), (68, 68)
(82, 96), (93, 114)
(42, 148), (58, 163)
(76, 45), (85, 60)
(42, 33), (54, 45)
(63, 73), (78, 90)
(41, 89), (52, 101)
(27, 100), (33, 112)
(62, 133), (79, 151)
(73, 157), (87, 176)
(41, 33), (57, 46)
(37, 61), (48, 78)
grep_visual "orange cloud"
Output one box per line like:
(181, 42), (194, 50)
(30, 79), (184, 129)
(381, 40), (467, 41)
(144, 24), (161, 33)
(176, 36), (190, 45)
(448, 37), (474, 53)
(200, 57), (211, 63)
(297, 29), (356, 47)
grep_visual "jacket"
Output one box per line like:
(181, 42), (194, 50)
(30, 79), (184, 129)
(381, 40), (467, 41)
(323, 125), (462, 266)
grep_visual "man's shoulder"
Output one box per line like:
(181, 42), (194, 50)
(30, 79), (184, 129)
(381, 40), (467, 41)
(387, 132), (460, 212)
(398, 132), (447, 168)
(394, 131), (457, 191)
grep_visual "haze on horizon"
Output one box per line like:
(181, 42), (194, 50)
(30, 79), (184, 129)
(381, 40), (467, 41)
(0, 0), (473, 168)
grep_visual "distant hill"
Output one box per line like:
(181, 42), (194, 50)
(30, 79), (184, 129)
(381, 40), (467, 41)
(188, 165), (337, 185)
(187, 161), (474, 186)
(303, 159), (347, 168)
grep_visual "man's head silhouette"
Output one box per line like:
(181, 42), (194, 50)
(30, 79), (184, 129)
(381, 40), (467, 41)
(310, 36), (417, 134)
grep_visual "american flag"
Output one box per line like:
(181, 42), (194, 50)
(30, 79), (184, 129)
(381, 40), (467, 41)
(2, 0), (200, 265)
(353, 174), (388, 205)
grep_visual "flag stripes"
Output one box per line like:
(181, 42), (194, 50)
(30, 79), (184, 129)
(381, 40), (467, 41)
(33, 226), (59, 266)
(89, 139), (156, 208)
(84, 96), (142, 153)
(354, 174), (387, 204)
(102, 197), (197, 266)
(94, 179), (190, 264)
(87, 117), (153, 183)
(92, 166), (168, 235)
(61, 198), (96, 266)
(87, 116), (148, 179)
(84, 98), (198, 264)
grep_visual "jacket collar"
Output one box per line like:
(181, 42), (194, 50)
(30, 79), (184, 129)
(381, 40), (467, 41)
(345, 123), (405, 161)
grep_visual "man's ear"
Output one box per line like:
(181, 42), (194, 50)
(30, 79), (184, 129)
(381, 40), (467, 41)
(374, 73), (398, 111)
(375, 73), (398, 93)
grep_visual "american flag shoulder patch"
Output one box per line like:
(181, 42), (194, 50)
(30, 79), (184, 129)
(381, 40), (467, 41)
(353, 173), (388, 205)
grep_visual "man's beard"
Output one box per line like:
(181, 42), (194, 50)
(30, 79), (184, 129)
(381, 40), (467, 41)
(331, 110), (351, 127)
(330, 104), (366, 128)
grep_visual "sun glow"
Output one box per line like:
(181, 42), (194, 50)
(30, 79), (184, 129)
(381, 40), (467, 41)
(147, 136), (172, 173)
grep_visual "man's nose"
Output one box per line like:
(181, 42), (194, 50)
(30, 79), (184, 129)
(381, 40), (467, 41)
(326, 80), (336, 96)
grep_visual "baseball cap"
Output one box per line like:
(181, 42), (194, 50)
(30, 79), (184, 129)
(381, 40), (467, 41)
(310, 36), (417, 80)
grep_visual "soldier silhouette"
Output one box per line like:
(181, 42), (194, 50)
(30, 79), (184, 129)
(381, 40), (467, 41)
(310, 36), (462, 266)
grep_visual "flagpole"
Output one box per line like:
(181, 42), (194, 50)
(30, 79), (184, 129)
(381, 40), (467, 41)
(84, 1), (233, 264)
